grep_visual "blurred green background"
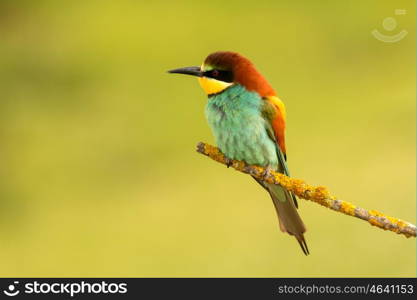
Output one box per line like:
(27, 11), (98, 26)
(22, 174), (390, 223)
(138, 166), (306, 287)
(0, 0), (415, 277)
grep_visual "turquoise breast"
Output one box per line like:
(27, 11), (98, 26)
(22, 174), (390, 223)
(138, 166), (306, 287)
(205, 84), (278, 169)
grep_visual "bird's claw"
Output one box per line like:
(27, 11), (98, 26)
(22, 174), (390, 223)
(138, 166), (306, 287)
(261, 166), (274, 181)
(225, 157), (233, 168)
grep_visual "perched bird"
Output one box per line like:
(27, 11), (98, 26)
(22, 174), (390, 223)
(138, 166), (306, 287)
(168, 51), (308, 255)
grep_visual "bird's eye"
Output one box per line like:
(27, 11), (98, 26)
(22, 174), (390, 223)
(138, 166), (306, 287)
(211, 70), (220, 77)
(203, 69), (233, 83)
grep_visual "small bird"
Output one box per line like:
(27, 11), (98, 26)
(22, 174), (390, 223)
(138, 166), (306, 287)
(168, 51), (308, 255)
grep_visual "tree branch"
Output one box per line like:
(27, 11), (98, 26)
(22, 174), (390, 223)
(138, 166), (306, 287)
(196, 142), (416, 238)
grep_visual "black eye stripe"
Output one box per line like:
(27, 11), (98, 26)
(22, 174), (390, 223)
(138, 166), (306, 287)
(203, 69), (233, 83)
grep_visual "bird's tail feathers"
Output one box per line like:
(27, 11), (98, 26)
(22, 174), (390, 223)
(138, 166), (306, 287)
(268, 183), (309, 255)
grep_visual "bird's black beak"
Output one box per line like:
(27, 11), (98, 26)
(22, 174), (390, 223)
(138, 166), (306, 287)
(167, 66), (202, 77)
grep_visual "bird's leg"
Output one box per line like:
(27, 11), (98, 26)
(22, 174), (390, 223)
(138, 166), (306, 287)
(225, 157), (233, 168)
(261, 166), (274, 181)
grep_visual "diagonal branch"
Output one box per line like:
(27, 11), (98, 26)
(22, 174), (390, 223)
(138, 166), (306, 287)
(196, 142), (416, 238)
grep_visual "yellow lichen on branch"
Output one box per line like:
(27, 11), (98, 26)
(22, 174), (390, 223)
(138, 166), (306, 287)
(196, 142), (416, 238)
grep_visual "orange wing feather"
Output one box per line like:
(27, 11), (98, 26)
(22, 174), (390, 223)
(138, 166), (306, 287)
(266, 96), (287, 156)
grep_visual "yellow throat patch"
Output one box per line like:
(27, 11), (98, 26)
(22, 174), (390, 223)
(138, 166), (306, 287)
(198, 77), (233, 95)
